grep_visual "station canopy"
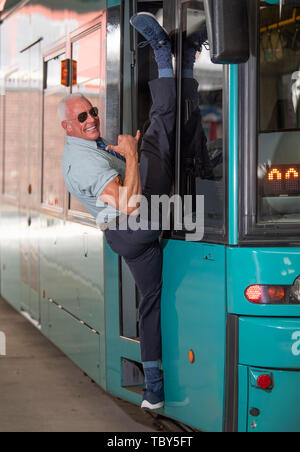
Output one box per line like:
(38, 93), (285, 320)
(0, 0), (20, 14)
(1, 0), (103, 17)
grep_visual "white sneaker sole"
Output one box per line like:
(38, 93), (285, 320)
(141, 399), (164, 410)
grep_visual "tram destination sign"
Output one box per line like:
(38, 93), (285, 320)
(262, 164), (300, 197)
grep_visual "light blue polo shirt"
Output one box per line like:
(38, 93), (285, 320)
(62, 136), (126, 224)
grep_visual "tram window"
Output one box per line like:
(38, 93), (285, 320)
(3, 71), (27, 198)
(43, 53), (67, 210)
(179, 1), (225, 237)
(258, 2), (300, 223)
(0, 84), (4, 193)
(27, 42), (43, 211)
(69, 28), (104, 215)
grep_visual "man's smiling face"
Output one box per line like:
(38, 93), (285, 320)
(63, 97), (100, 140)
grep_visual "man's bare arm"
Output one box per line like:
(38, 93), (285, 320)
(100, 131), (142, 216)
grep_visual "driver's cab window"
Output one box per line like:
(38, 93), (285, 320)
(258, 1), (300, 223)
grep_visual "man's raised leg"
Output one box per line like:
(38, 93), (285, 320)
(131, 12), (176, 199)
(129, 12), (177, 410)
(139, 77), (176, 198)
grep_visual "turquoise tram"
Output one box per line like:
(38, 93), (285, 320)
(1, 0), (300, 432)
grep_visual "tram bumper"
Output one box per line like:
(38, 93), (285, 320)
(239, 316), (300, 368)
(238, 316), (300, 432)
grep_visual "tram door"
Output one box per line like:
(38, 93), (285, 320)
(1, 69), (23, 312)
(18, 40), (43, 321)
(40, 50), (67, 322)
(120, 0), (224, 339)
(119, 0), (164, 343)
(1, 39), (42, 319)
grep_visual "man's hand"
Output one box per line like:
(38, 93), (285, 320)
(106, 131), (141, 160)
(100, 130), (142, 216)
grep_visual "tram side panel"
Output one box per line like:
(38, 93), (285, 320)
(227, 247), (300, 432)
(0, 0), (113, 396)
(0, 205), (22, 312)
(39, 216), (107, 389)
(161, 240), (227, 432)
(104, 238), (227, 432)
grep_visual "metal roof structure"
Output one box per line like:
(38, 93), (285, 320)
(0, 0), (104, 21)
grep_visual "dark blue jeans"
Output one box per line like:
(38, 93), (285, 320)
(105, 78), (176, 362)
(105, 227), (163, 362)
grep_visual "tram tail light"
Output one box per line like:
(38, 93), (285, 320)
(257, 374), (273, 390)
(245, 284), (287, 304)
(246, 277), (300, 304)
(245, 285), (263, 303)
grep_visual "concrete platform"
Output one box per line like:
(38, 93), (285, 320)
(0, 298), (160, 432)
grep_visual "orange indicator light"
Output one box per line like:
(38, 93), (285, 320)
(61, 59), (77, 87)
(267, 286), (285, 301)
(189, 350), (195, 364)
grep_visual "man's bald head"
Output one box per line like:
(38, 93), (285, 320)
(58, 94), (100, 141)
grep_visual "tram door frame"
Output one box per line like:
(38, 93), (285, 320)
(119, 0), (176, 344)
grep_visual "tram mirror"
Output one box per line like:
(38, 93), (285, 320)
(203, 0), (249, 64)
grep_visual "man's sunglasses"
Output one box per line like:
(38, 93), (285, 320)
(76, 107), (99, 123)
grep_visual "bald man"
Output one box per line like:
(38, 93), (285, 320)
(59, 13), (178, 411)
(60, 12), (209, 410)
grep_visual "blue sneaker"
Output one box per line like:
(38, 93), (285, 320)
(181, 22), (208, 77)
(141, 388), (164, 410)
(130, 12), (170, 50)
(186, 22), (208, 51)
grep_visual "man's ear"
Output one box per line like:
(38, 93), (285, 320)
(61, 120), (72, 133)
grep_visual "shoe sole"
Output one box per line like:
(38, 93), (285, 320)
(130, 12), (169, 38)
(141, 400), (164, 410)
